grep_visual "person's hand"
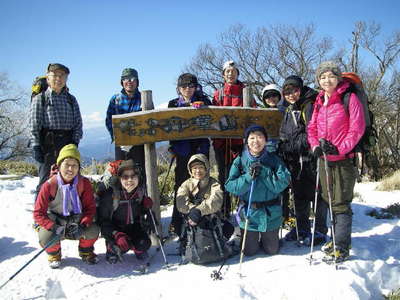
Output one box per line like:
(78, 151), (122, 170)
(120, 145), (132, 152)
(65, 223), (84, 239)
(249, 161), (262, 179)
(188, 219), (197, 226)
(313, 146), (323, 158)
(33, 146), (44, 163)
(80, 216), (92, 227)
(51, 224), (65, 236)
(114, 232), (130, 252)
(319, 138), (339, 155)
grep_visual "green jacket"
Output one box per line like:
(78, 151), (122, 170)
(225, 147), (290, 232)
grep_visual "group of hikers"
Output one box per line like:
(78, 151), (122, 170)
(30, 60), (365, 269)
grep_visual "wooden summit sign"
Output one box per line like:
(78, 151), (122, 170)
(112, 106), (282, 146)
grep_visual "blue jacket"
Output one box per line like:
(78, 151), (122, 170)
(106, 89), (141, 139)
(225, 147), (290, 232)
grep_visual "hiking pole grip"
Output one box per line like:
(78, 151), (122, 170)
(0, 233), (60, 290)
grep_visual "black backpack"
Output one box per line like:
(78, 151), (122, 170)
(183, 216), (231, 265)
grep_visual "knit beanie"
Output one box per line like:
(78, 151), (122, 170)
(177, 73), (198, 87)
(244, 125), (268, 143)
(222, 60), (240, 76)
(283, 75), (303, 91)
(57, 144), (81, 166)
(315, 61), (342, 82)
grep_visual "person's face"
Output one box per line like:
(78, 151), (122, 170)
(264, 95), (280, 107)
(120, 170), (139, 192)
(46, 70), (67, 93)
(179, 84), (196, 100)
(191, 164), (206, 180)
(283, 87), (301, 104)
(223, 67), (238, 84)
(122, 78), (138, 94)
(247, 131), (267, 156)
(59, 158), (79, 183)
(319, 71), (339, 95)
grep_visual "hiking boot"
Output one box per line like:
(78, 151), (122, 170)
(303, 231), (327, 247)
(106, 251), (119, 264)
(135, 251), (149, 261)
(323, 246), (349, 263)
(284, 228), (310, 242)
(321, 241), (333, 255)
(48, 253), (61, 269)
(283, 217), (296, 230)
(79, 251), (99, 265)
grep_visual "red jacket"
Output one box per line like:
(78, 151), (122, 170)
(212, 81), (245, 151)
(307, 80), (365, 161)
(33, 175), (96, 230)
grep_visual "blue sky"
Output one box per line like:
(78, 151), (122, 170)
(1, 0), (399, 130)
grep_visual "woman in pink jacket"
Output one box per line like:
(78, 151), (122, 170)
(307, 61), (365, 263)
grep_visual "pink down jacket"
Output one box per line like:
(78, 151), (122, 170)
(307, 80), (366, 162)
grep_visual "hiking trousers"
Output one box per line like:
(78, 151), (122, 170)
(240, 228), (279, 256)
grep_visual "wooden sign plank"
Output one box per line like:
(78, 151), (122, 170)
(112, 106), (282, 146)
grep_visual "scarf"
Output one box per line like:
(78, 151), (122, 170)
(57, 173), (82, 216)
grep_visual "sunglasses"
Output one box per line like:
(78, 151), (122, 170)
(283, 88), (300, 96)
(122, 78), (137, 83)
(180, 83), (196, 89)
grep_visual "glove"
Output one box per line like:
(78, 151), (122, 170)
(51, 224), (65, 236)
(188, 208), (202, 224)
(249, 161), (262, 179)
(192, 101), (204, 108)
(120, 145), (132, 152)
(141, 211), (156, 233)
(80, 216), (92, 227)
(142, 196), (153, 209)
(319, 138), (339, 155)
(313, 146), (323, 158)
(65, 223), (84, 239)
(114, 232), (130, 252)
(33, 145), (44, 163)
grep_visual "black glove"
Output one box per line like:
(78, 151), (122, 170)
(319, 138), (339, 155)
(33, 145), (44, 163)
(188, 208), (202, 224)
(65, 223), (84, 239)
(141, 210), (156, 233)
(249, 161), (262, 179)
(51, 224), (65, 236)
(313, 146), (323, 158)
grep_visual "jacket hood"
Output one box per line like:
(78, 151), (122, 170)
(187, 154), (210, 176)
(315, 80), (351, 105)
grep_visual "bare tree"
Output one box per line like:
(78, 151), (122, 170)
(0, 72), (30, 160)
(185, 23), (333, 102)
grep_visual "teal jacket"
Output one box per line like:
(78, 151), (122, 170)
(225, 147), (290, 232)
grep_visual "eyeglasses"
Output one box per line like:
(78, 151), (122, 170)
(121, 174), (137, 180)
(122, 78), (137, 83)
(283, 88), (300, 96)
(180, 83), (196, 89)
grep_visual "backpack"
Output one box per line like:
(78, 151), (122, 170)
(183, 216), (231, 265)
(341, 72), (377, 154)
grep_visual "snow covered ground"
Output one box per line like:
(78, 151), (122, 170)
(0, 176), (399, 300)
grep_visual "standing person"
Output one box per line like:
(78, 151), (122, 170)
(97, 159), (153, 264)
(105, 68), (145, 167)
(225, 125), (290, 256)
(30, 63), (83, 198)
(308, 61), (365, 262)
(168, 73), (211, 237)
(261, 84), (282, 153)
(212, 60), (246, 218)
(278, 75), (328, 244)
(33, 144), (99, 268)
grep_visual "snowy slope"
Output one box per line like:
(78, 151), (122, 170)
(0, 177), (399, 300)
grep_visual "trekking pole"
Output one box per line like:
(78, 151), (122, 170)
(0, 233), (60, 290)
(309, 158), (320, 265)
(323, 153), (338, 270)
(160, 156), (175, 196)
(238, 179), (256, 277)
(290, 186), (300, 245)
(148, 209), (169, 267)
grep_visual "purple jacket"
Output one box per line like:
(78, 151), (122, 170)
(307, 80), (365, 162)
